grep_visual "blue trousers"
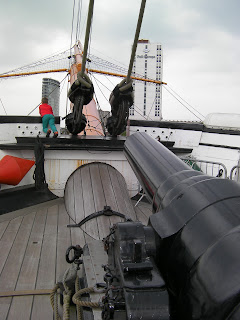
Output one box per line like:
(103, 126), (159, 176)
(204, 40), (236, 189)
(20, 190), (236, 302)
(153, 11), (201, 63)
(42, 114), (57, 133)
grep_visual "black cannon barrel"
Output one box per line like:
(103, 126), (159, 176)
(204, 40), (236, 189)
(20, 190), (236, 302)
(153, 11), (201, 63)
(124, 132), (208, 212)
(124, 132), (240, 319)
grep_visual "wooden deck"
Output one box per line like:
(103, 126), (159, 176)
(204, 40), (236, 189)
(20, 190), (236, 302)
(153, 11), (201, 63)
(65, 162), (138, 240)
(0, 196), (152, 319)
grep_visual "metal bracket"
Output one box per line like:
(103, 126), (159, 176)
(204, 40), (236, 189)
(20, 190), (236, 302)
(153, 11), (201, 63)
(67, 205), (132, 228)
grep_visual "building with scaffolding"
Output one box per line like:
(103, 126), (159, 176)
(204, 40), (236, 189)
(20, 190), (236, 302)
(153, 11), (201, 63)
(129, 40), (162, 121)
(42, 78), (60, 116)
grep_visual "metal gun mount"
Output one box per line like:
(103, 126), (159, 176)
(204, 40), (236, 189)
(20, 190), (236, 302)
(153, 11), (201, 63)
(101, 132), (240, 320)
(102, 222), (168, 320)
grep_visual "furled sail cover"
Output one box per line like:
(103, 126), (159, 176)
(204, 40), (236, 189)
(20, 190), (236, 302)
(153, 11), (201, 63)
(0, 155), (35, 185)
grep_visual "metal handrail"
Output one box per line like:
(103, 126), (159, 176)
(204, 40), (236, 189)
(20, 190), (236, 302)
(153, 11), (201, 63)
(181, 158), (228, 178)
(230, 166), (240, 180)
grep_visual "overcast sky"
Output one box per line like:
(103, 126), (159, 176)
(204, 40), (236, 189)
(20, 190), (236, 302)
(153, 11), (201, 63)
(0, 0), (240, 122)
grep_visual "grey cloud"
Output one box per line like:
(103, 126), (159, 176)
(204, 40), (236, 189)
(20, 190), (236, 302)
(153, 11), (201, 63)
(1, 0), (240, 120)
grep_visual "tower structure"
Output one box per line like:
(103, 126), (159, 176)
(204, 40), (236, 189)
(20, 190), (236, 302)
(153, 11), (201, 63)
(42, 78), (60, 116)
(129, 40), (163, 121)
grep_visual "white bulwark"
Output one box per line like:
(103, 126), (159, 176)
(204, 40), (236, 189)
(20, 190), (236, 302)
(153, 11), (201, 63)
(129, 40), (162, 121)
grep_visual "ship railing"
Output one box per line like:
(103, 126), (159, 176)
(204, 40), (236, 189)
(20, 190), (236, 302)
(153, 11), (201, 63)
(180, 158), (228, 179)
(230, 166), (240, 182)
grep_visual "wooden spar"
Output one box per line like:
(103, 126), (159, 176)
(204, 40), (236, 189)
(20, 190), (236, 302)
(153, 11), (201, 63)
(87, 69), (167, 85)
(0, 69), (69, 78)
(64, 162), (137, 240)
(0, 67), (167, 85)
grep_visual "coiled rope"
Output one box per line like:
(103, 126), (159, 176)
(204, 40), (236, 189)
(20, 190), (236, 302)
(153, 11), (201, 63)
(72, 286), (101, 308)
(50, 282), (102, 320)
(63, 291), (72, 320)
(50, 284), (61, 320)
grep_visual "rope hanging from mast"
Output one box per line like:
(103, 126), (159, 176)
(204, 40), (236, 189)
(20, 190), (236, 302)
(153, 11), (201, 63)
(79, 0), (94, 78)
(106, 0), (147, 136)
(67, 0), (95, 135)
(67, 0), (148, 136)
(126, 0), (147, 83)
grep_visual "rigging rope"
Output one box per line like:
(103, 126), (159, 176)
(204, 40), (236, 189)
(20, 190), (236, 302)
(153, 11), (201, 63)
(91, 73), (156, 122)
(88, 80), (107, 135)
(104, 74), (116, 86)
(147, 95), (157, 120)
(167, 84), (205, 119)
(90, 69), (203, 124)
(90, 47), (129, 72)
(90, 73), (111, 92)
(0, 98), (7, 115)
(163, 85), (203, 121)
(91, 72), (156, 124)
(27, 73), (68, 116)
(90, 73), (109, 103)
(132, 103), (154, 122)
(1, 49), (71, 77)
(60, 76), (68, 95)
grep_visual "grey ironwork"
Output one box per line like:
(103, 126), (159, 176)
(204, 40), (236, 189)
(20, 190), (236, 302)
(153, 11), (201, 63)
(230, 165), (240, 181)
(181, 157), (227, 178)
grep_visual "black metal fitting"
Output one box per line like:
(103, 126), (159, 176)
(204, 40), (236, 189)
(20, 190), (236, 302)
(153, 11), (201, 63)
(65, 245), (83, 269)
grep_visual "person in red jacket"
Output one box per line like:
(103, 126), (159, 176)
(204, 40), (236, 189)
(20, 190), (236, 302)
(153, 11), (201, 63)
(39, 97), (58, 138)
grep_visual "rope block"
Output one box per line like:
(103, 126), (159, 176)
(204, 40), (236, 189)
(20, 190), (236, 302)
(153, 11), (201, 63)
(107, 78), (133, 136)
(68, 73), (94, 106)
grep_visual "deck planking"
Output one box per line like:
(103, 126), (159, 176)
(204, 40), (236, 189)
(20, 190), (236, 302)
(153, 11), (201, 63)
(0, 199), (74, 319)
(133, 198), (153, 224)
(0, 165), (153, 319)
(0, 221), (10, 241)
(0, 213), (36, 319)
(90, 164), (112, 239)
(80, 165), (99, 239)
(31, 204), (59, 320)
(7, 208), (47, 319)
(65, 162), (137, 240)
